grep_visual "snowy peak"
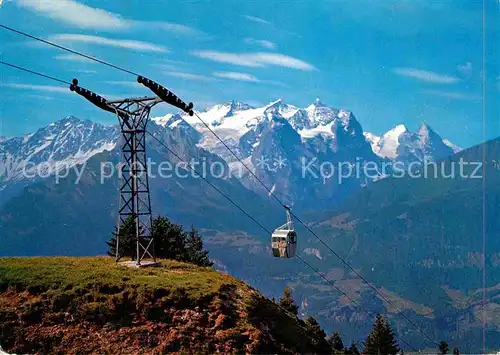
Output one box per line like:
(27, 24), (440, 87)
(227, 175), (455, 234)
(443, 139), (462, 153)
(307, 97), (326, 109)
(417, 122), (433, 136)
(225, 100), (254, 117)
(0, 117), (118, 184)
(205, 100), (253, 119)
(264, 99), (298, 119)
(305, 99), (339, 127)
(367, 122), (459, 162)
(385, 124), (409, 137)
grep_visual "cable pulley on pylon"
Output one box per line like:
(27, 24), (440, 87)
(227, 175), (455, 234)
(0, 21), (442, 349)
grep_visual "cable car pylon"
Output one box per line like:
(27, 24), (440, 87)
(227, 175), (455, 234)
(70, 78), (162, 266)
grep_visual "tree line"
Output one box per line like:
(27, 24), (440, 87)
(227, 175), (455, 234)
(277, 286), (461, 355)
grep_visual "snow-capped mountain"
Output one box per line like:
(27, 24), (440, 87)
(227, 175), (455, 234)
(0, 116), (118, 186)
(0, 99), (461, 209)
(364, 123), (460, 163)
(443, 139), (462, 153)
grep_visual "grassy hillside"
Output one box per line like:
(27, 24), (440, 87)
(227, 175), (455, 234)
(0, 257), (329, 354)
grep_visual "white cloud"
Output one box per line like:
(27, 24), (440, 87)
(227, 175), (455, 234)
(392, 67), (459, 84)
(16, 0), (206, 37)
(422, 89), (479, 100)
(457, 61), (472, 79)
(49, 34), (167, 52)
(242, 15), (300, 38)
(1, 83), (71, 94)
(142, 21), (209, 38)
(191, 51), (316, 71)
(165, 72), (213, 81)
(16, 0), (129, 30)
(55, 54), (95, 63)
(244, 38), (275, 50)
(213, 72), (260, 82)
(106, 81), (142, 87)
(243, 15), (272, 25)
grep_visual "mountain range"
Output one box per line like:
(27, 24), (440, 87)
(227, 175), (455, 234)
(0, 98), (460, 209)
(4, 99), (496, 351)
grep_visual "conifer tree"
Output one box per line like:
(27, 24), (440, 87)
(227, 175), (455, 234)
(184, 226), (213, 267)
(106, 215), (140, 260)
(346, 342), (361, 355)
(304, 316), (330, 354)
(278, 285), (299, 316)
(438, 341), (449, 354)
(107, 216), (212, 266)
(327, 331), (344, 352)
(363, 314), (399, 355)
(152, 216), (187, 260)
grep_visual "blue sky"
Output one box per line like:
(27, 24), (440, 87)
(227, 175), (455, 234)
(0, 0), (498, 148)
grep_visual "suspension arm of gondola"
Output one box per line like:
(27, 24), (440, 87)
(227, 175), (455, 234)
(137, 76), (194, 116)
(69, 78), (131, 127)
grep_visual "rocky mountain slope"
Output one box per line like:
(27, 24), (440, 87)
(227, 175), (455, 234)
(364, 123), (458, 163)
(0, 99), (459, 209)
(0, 99), (477, 351)
(303, 137), (500, 352)
(0, 257), (331, 354)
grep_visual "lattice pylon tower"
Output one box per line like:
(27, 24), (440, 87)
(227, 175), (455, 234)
(71, 77), (193, 266)
(110, 97), (161, 265)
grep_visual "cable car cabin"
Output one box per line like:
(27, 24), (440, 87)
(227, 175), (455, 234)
(271, 207), (296, 258)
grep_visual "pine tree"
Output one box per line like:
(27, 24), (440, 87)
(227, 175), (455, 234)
(184, 226), (213, 267)
(346, 342), (360, 355)
(363, 314), (399, 355)
(438, 341), (449, 354)
(106, 215), (140, 260)
(327, 331), (344, 352)
(152, 216), (187, 261)
(107, 215), (212, 267)
(278, 285), (299, 316)
(304, 316), (330, 354)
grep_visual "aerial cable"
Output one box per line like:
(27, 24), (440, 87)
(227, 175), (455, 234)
(0, 48), (437, 347)
(0, 60), (71, 85)
(0, 24), (140, 77)
(192, 111), (440, 346)
(146, 129), (419, 352)
(0, 59), (421, 350)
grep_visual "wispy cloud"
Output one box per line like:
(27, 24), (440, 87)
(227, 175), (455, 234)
(422, 89), (479, 101)
(392, 67), (459, 84)
(141, 21), (210, 39)
(48, 34), (167, 52)
(243, 15), (272, 25)
(1, 83), (71, 94)
(456, 61), (472, 79)
(105, 81), (142, 87)
(244, 38), (275, 50)
(16, 0), (128, 30)
(191, 51), (316, 71)
(213, 72), (260, 82)
(16, 0), (207, 38)
(55, 54), (95, 63)
(165, 72), (213, 81)
(242, 15), (300, 38)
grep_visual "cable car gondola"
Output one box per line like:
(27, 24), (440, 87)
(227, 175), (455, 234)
(271, 206), (296, 258)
